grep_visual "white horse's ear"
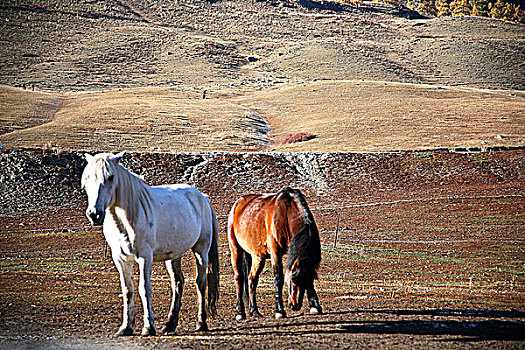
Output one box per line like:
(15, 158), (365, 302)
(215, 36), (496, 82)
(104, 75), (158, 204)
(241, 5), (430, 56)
(85, 153), (94, 162)
(111, 151), (125, 163)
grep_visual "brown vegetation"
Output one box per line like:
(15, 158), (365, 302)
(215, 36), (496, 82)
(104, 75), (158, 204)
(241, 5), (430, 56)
(406, 0), (525, 23)
(1, 81), (523, 152)
(281, 132), (317, 144)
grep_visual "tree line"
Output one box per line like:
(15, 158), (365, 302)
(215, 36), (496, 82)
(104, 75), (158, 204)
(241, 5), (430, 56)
(406, 0), (524, 22)
(342, 0), (524, 23)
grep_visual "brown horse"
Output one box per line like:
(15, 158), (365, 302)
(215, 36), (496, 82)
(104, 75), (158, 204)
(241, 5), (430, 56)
(227, 187), (322, 320)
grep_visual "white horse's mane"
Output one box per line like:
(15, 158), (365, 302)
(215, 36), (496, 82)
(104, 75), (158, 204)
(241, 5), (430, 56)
(86, 153), (155, 226)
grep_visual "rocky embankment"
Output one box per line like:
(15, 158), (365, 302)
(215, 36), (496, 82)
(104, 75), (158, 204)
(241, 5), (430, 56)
(1, 148), (523, 217)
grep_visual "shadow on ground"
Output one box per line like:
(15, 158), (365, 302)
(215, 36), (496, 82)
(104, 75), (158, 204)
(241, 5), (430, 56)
(213, 309), (525, 342)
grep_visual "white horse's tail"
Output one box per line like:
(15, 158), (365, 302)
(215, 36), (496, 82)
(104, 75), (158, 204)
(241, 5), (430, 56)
(207, 205), (220, 317)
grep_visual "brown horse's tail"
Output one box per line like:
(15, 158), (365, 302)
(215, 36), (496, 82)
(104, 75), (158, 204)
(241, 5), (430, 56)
(207, 205), (220, 317)
(242, 252), (251, 304)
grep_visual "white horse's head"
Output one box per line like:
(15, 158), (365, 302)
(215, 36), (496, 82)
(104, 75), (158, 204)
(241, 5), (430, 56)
(81, 152), (124, 226)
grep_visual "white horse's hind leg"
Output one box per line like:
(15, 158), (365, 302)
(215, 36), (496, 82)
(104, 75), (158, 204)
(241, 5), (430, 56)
(193, 251), (208, 332)
(162, 258), (184, 334)
(137, 255), (156, 336)
(114, 258), (135, 336)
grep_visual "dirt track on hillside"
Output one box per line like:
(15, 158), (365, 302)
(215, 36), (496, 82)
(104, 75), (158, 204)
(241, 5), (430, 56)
(1, 148), (524, 349)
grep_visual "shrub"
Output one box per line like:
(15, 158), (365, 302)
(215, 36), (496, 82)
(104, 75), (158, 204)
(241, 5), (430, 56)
(281, 132), (317, 144)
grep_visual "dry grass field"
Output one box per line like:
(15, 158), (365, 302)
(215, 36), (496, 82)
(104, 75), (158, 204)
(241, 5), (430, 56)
(242, 80), (525, 151)
(0, 86), (264, 151)
(1, 81), (524, 152)
(0, 86), (61, 135)
(1, 0), (524, 152)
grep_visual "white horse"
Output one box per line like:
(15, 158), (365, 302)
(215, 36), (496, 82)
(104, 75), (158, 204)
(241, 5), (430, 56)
(81, 152), (219, 336)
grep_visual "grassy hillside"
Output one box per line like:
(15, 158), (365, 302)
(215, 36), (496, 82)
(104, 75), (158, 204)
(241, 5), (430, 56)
(0, 0), (523, 152)
(243, 80), (525, 152)
(1, 0), (523, 92)
(0, 86), (266, 151)
(0, 86), (61, 135)
(1, 81), (523, 152)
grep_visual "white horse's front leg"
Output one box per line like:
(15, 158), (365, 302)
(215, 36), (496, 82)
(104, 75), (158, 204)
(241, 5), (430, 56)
(137, 254), (156, 336)
(114, 258), (135, 336)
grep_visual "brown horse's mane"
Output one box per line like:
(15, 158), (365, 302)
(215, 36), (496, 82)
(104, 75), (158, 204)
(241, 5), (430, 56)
(283, 187), (321, 281)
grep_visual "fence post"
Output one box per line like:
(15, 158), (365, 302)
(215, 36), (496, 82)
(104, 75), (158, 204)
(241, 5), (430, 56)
(334, 212), (341, 249)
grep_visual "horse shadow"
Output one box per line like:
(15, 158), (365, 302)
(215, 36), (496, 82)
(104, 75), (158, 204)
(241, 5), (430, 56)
(333, 311), (525, 342)
(215, 309), (525, 342)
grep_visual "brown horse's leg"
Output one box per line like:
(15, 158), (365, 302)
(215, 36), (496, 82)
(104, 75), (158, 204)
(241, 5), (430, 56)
(271, 253), (286, 319)
(163, 258), (184, 334)
(307, 282), (322, 315)
(231, 244), (246, 320)
(248, 256), (265, 318)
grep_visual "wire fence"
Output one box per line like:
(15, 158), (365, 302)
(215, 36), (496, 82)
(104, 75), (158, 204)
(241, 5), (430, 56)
(4, 193), (522, 255)
(310, 194), (524, 212)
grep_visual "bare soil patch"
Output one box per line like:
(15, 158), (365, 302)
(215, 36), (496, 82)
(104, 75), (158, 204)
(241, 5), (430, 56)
(0, 149), (524, 349)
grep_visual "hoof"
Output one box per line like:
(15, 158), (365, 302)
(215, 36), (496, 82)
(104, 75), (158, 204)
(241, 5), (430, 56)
(195, 322), (208, 332)
(235, 314), (245, 321)
(162, 322), (177, 335)
(114, 325), (133, 337)
(275, 312), (286, 319)
(141, 326), (156, 337)
(309, 307), (322, 315)
(250, 310), (263, 318)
